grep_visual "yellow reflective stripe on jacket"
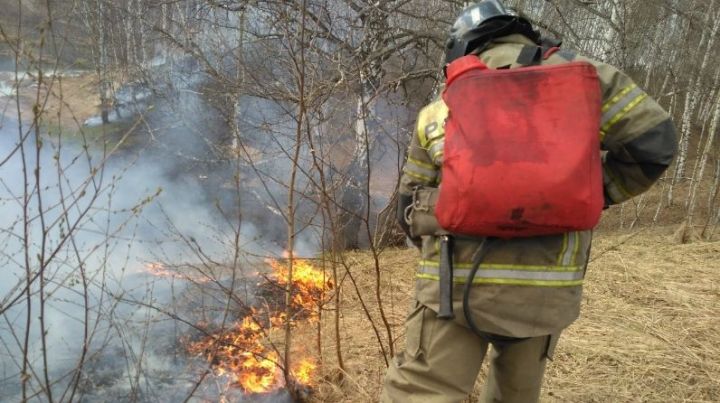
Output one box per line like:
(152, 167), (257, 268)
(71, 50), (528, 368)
(600, 84), (648, 138)
(417, 263), (584, 287)
(407, 157), (435, 170)
(603, 164), (633, 202)
(416, 273), (584, 287)
(556, 231), (581, 266)
(556, 233), (569, 265)
(403, 158), (439, 184)
(602, 84), (636, 113)
(428, 140), (444, 163)
(571, 231), (581, 265)
(403, 169), (434, 183)
(418, 260), (582, 272)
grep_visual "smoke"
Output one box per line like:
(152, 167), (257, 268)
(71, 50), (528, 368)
(0, 60), (299, 401)
(0, 5), (416, 396)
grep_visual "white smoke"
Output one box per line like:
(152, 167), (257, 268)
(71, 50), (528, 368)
(0, 69), (291, 401)
(0, 5), (415, 398)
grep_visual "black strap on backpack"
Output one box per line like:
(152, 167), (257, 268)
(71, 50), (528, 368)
(516, 45), (543, 66)
(516, 40), (563, 67)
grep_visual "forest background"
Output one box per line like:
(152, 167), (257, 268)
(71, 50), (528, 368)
(0, 0), (718, 402)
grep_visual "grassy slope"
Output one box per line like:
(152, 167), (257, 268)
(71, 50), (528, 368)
(312, 226), (720, 402)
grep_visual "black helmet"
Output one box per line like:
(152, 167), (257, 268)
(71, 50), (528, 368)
(445, 0), (540, 64)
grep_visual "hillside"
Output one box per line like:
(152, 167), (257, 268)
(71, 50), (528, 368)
(312, 226), (720, 402)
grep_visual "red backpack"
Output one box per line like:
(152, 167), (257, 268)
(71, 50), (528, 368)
(434, 54), (604, 238)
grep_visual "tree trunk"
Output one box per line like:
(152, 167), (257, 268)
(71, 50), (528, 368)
(670, 2), (720, 203)
(686, 92), (720, 226)
(702, 160), (720, 238)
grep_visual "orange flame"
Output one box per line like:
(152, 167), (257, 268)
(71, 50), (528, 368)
(292, 359), (316, 385)
(186, 258), (326, 394)
(145, 262), (174, 277)
(267, 258), (331, 289)
(267, 258), (332, 322)
(143, 262), (209, 283)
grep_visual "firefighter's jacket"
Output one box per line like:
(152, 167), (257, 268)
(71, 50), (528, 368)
(398, 34), (677, 338)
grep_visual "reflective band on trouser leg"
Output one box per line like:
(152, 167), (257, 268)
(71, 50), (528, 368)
(417, 262), (584, 287)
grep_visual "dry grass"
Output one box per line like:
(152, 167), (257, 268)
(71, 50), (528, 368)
(309, 226), (720, 402)
(39, 74), (101, 127)
(544, 229), (720, 402)
(2, 72), (101, 127)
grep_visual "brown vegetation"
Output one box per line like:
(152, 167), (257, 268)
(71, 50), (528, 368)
(310, 226), (720, 402)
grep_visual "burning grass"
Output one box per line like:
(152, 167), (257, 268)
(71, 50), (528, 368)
(145, 262), (212, 283)
(309, 226), (720, 402)
(176, 258), (331, 396)
(138, 228), (718, 401)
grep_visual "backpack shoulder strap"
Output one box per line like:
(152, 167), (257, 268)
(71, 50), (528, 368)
(516, 45), (542, 66)
(516, 40), (564, 66)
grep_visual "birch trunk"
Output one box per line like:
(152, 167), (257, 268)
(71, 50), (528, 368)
(686, 92), (720, 226)
(702, 160), (720, 238)
(137, 0), (146, 65)
(670, 2), (719, 203)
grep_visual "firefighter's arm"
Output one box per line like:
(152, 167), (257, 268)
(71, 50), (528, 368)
(397, 109), (441, 243)
(590, 59), (678, 206)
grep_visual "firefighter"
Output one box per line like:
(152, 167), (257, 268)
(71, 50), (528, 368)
(381, 1), (677, 402)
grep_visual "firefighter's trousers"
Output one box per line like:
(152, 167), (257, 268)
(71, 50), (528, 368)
(381, 302), (559, 403)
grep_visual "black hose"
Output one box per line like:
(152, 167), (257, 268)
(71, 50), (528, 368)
(462, 237), (528, 346)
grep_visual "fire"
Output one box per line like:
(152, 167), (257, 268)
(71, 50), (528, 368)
(292, 359), (316, 385)
(268, 258), (332, 320)
(186, 258), (328, 395)
(189, 316), (284, 394)
(143, 262), (209, 283)
(145, 262), (174, 277)
(268, 258), (331, 290)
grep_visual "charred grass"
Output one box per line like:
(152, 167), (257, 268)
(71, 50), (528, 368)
(311, 226), (720, 402)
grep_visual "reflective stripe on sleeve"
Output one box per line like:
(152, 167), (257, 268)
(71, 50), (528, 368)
(602, 84), (637, 114)
(428, 140), (444, 164)
(403, 158), (439, 183)
(417, 261), (584, 287)
(603, 165), (633, 202)
(600, 84), (648, 138)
